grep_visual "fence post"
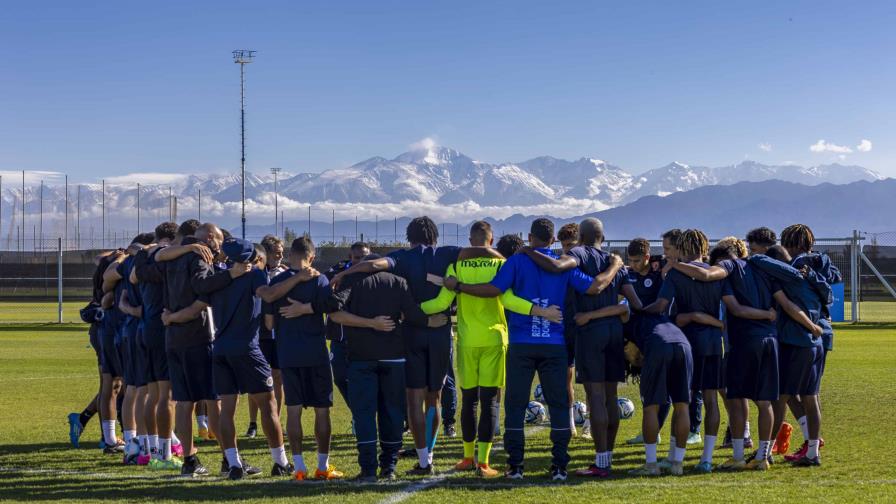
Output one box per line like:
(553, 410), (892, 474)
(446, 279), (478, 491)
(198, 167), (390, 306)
(57, 237), (63, 323)
(850, 229), (859, 323)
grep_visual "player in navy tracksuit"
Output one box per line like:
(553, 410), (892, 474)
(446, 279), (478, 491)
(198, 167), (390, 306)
(643, 229), (725, 473)
(625, 313), (693, 476)
(330, 217), (459, 474)
(448, 218), (634, 481)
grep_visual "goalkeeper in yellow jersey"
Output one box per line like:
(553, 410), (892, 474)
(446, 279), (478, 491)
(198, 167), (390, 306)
(422, 221), (561, 478)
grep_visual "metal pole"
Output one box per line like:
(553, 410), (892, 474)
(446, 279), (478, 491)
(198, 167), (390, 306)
(240, 62), (246, 239)
(169, 186), (173, 221)
(197, 188), (201, 221)
(355, 216), (358, 242)
(375, 215), (378, 243)
(136, 183), (141, 233)
(57, 237), (63, 323)
(102, 179), (105, 248)
(308, 205), (311, 238)
(851, 229), (859, 322)
(77, 185), (81, 249)
(21, 171), (25, 253)
(64, 175), (68, 250)
(332, 209), (335, 244)
(39, 180), (43, 252)
(394, 217), (397, 244)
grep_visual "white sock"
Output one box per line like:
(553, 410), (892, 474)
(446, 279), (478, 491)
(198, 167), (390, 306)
(798, 416), (809, 440)
(416, 447), (430, 468)
(160, 438), (172, 460)
(569, 407), (575, 430)
(123, 429), (136, 444)
(197, 415), (209, 430)
(672, 446), (686, 463)
(317, 452), (329, 471)
(732, 438), (745, 461)
(224, 448), (242, 469)
(138, 434), (149, 454)
(701, 435), (717, 463)
(645, 443), (658, 464)
(807, 439), (820, 459)
(293, 453), (307, 473)
(428, 451), (434, 466)
(744, 421), (751, 439)
(758, 440), (771, 461)
(149, 435), (159, 452)
(171, 431), (181, 445)
(667, 436), (677, 461)
(102, 420), (117, 445)
(271, 446), (289, 467)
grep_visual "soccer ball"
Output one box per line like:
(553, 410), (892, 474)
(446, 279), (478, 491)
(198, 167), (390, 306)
(533, 383), (544, 402)
(617, 397), (635, 420)
(573, 401), (588, 426)
(525, 401), (547, 424)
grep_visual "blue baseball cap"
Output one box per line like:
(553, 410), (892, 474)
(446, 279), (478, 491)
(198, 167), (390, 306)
(222, 237), (257, 263)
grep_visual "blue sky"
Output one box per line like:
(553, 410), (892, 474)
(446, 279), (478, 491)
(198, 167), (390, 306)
(2, 0), (894, 181)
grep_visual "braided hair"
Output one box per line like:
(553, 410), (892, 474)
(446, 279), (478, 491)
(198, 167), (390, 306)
(406, 216), (439, 246)
(781, 224), (815, 254)
(675, 229), (709, 261)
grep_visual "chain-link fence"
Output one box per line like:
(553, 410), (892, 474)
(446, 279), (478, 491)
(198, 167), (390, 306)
(1, 232), (893, 324)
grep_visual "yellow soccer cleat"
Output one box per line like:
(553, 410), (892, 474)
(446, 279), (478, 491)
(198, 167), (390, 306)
(719, 457), (746, 471)
(315, 466), (344, 480)
(745, 458), (770, 471)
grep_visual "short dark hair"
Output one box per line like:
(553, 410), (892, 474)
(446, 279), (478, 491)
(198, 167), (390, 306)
(350, 241), (370, 253)
(469, 221), (493, 244)
(530, 218), (554, 243)
(765, 244), (792, 263)
(260, 235), (283, 255)
(746, 227), (777, 247)
(406, 216), (438, 246)
(290, 236), (315, 259)
(709, 244), (738, 266)
(557, 223), (579, 242)
(177, 219), (201, 238)
(154, 222), (178, 242)
(496, 234), (524, 259)
(662, 228), (682, 242)
(627, 238), (651, 257)
(781, 224), (814, 254)
(131, 232), (155, 246)
(221, 229), (232, 240)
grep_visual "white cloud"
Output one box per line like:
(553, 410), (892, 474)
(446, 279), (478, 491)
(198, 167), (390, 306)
(856, 139), (872, 152)
(809, 139), (852, 154)
(758, 143), (772, 152)
(409, 136), (438, 151)
(838, 154), (847, 160)
(0, 170), (66, 185)
(103, 172), (189, 186)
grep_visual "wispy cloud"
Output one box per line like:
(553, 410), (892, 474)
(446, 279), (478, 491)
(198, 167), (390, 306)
(103, 173), (190, 186)
(856, 139), (873, 152)
(809, 139), (852, 154)
(758, 142), (772, 152)
(0, 170), (66, 185)
(409, 137), (438, 151)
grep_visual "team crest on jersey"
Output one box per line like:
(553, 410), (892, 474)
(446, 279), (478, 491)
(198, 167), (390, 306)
(265, 376), (274, 387)
(643, 278), (653, 288)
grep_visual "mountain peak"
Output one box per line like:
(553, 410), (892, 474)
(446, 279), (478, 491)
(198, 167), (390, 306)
(394, 143), (465, 166)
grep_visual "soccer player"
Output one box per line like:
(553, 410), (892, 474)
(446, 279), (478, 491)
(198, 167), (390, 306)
(626, 313), (693, 476)
(331, 217), (459, 475)
(746, 244), (828, 467)
(445, 218), (633, 481)
(643, 229), (724, 473)
(557, 223), (580, 437)
(262, 236), (345, 481)
(420, 221), (560, 478)
(247, 235), (286, 439)
(746, 227), (777, 256)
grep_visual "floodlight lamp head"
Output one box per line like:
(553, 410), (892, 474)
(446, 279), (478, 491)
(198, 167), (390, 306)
(232, 50), (256, 63)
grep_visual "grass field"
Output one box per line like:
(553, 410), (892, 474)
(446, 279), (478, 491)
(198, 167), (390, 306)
(1, 322), (894, 503)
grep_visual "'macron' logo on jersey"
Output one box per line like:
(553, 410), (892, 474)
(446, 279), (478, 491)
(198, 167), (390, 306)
(529, 298), (552, 338)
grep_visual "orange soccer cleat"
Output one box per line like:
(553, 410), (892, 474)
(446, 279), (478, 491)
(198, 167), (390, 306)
(454, 458), (476, 471)
(772, 422), (792, 455)
(315, 466), (344, 480)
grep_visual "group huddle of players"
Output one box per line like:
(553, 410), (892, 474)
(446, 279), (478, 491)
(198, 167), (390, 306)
(66, 215), (837, 482)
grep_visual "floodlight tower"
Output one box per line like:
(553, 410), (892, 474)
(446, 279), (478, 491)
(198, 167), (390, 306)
(233, 49), (256, 239)
(270, 167), (281, 235)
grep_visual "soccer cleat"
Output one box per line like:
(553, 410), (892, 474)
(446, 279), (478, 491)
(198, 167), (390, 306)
(580, 422), (592, 441)
(744, 436), (754, 449)
(378, 468), (397, 481)
(197, 427), (210, 441)
(745, 458), (770, 471)
(669, 461), (684, 476)
(505, 465), (524, 479)
(686, 432), (702, 445)
(354, 473), (378, 484)
(243, 461), (262, 476)
(103, 440), (125, 454)
(405, 463), (435, 476)
(626, 433), (644, 445)
(629, 463), (661, 476)
(746, 450), (775, 465)
(245, 423), (257, 439)
(136, 454), (152, 466)
(444, 424), (457, 438)
(149, 457), (183, 470)
(123, 439), (142, 465)
(719, 457), (746, 470)
(399, 447), (416, 458)
(454, 458), (475, 471)
(784, 441), (809, 462)
(293, 470), (307, 481)
(172, 443), (184, 458)
(476, 464), (500, 479)
(791, 455), (821, 467)
(271, 462), (294, 477)
(772, 422), (793, 455)
(181, 456), (209, 477)
(657, 459), (673, 472)
(549, 465), (567, 481)
(67, 413), (84, 448)
(693, 461), (713, 474)
(314, 466), (344, 480)
(575, 464), (610, 478)
(228, 465), (245, 480)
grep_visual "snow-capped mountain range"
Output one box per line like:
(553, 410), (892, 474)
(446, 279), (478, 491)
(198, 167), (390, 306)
(0, 145), (883, 233)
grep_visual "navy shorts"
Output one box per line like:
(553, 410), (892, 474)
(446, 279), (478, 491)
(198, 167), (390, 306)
(89, 324), (102, 366)
(213, 349), (274, 396)
(100, 326), (124, 377)
(691, 353), (724, 391)
(405, 328), (451, 392)
(126, 332), (147, 388)
(574, 323), (625, 383)
(641, 339), (692, 406)
(726, 336), (779, 402)
(564, 327), (576, 367)
(778, 342), (824, 396)
(141, 342), (169, 383)
(282, 364), (334, 408)
(259, 338), (279, 370)
(167, 344), (217, 402)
